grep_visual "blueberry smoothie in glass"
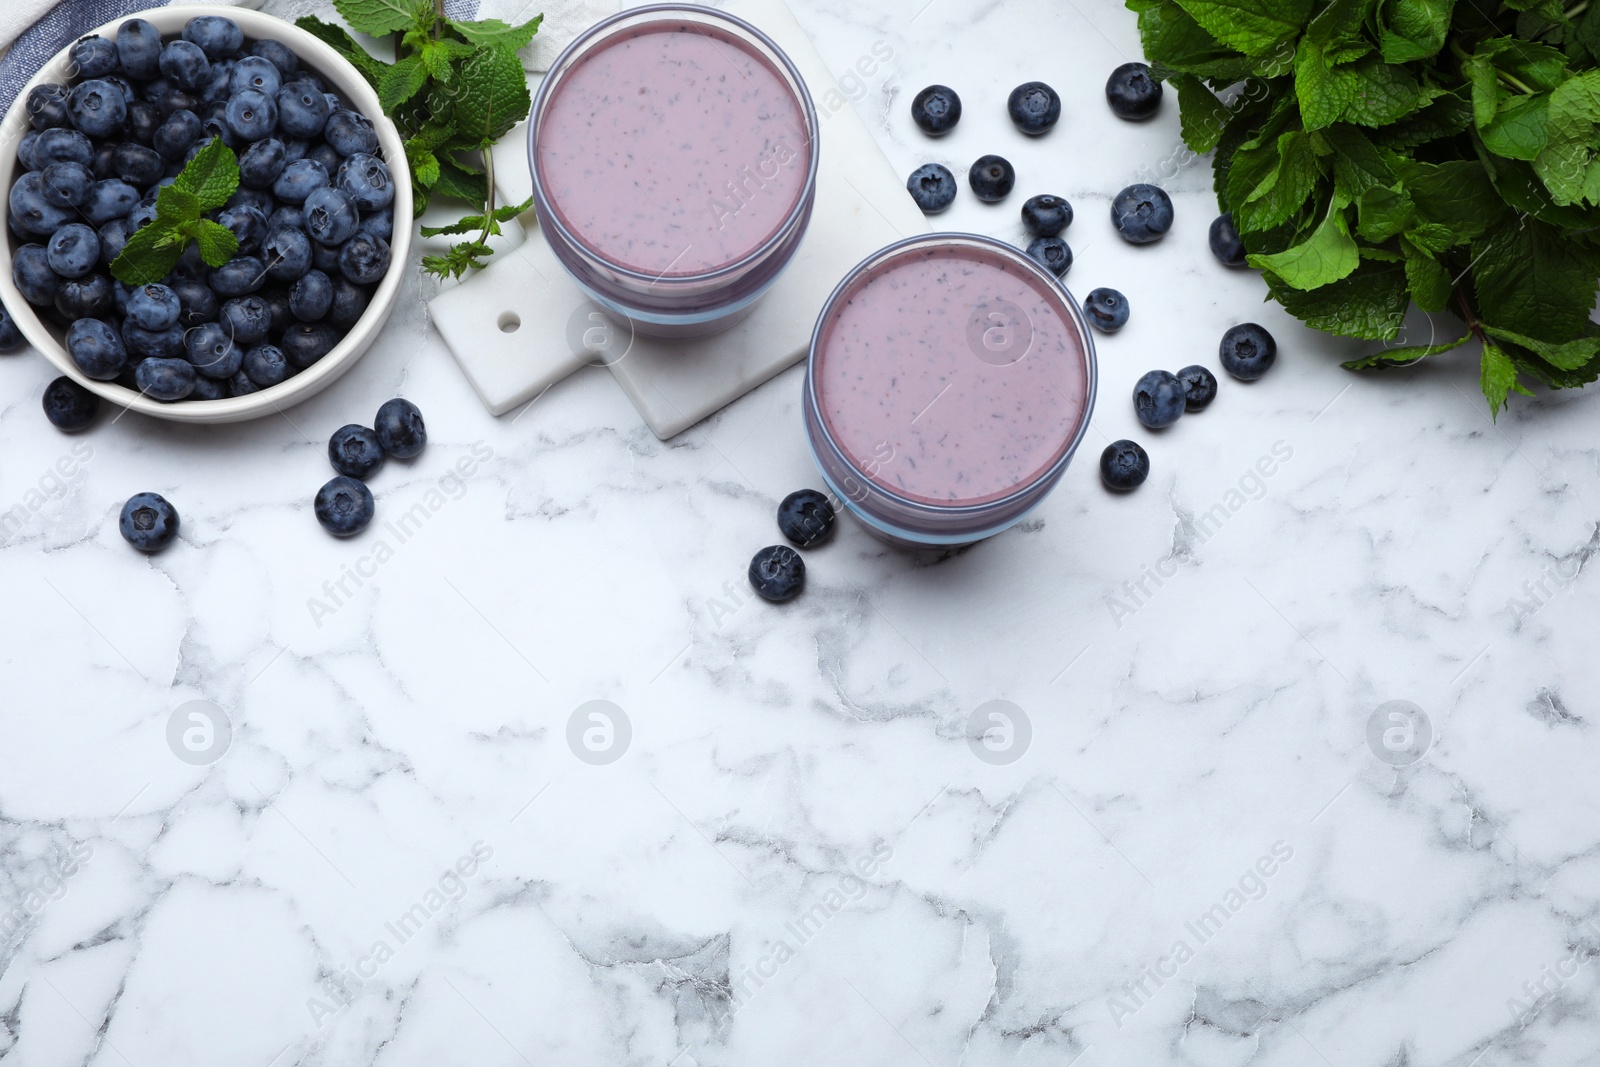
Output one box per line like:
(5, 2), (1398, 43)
(529, 5), (819, 336)
(804, 234), (1096, 545)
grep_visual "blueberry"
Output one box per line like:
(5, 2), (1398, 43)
(323, 93), (344, 116)
(190, 373), (228, 400)
(46, 224), (99, 278)
(748, 545), (804, 602)
(210, 255), (266, 297)
(17, 131), (40, 171)
(228, 370), (260, 396)
(135, 357), (197, 401)
(280, 322), (339, 367)
(1021, 194), (1072, 237)
(10, 172), (73, 236)
(1133, 370), (1185, 429)
(327, 278), (369, 327)
(289, 269), (333, 321)
(116, 19), (164, 80)
(66, 318), (125, 379)
(338, 233), (389, 284)
(1008, 81), (1061, 135)
(1084, 288), (1129, 333)
(242, 342), (288, 386)
(910, 84), (961, 136)
(281, 138), (310, 163)
(276, 84), (330, 138)
(272, 158), (327, 204)
(42, 376), (98, 431)
(1112, 184), (1174, 244)
(778, 489), (834, 547)
(34, 127), (93, 168)
(262, 226), (313, 281)
(968, 155), (1015, 202)
(55, 273), (114, 320)
(171, 277), (218, 327)
(185, 321), (242, 378)
(1219, 323), (1276, 380)
(306, 142), (342, 176)
(328, 424), (385, 478)
(126, 198), (158, 233)
(1209, 212), (1247, 268)
(97, 218), (130, 265)
(25, 84), (70, 130)
(102, 75), (137, 109)
(302, 186), (360, 246)
(127, 100), (163, 144)
(124, 282), (180, 331)
(261, 288), (293, 336)
(336, 153), (392, 211)
(226, 186), (274, 216)
(119, 492), (179, 551)
(70, 36), (121, 80)
(311, 239), (341, 273)
(906, 163), (957, 214)
(224, 88), (277, 141)
(314, 476), (374, 537)
(287, 72), (326, 95)
(152, 108), (202, 159)
(92, 143), (122, 181)
(199, 61), (236, 105)
(82, 178), (139, 225)
(1100, 440), (1150, 491)
(1176, 365), (1218, 410)
(12, 244), (58, 306)
(219, 295), (271, 344)
(197, 111), (237, 150)
(1106, 62), (1162, 120)
(250, 39), (298, 77)
(0, 305), (22, 350)
(112, 143), (163, 186)
(183, 16), (243, 60)
(40, 161), (92, 207)
(159, 40), (211, 93)
(1026, 236), (1071, 277)
(122, 321), (185, 360)
(374, 398), (425, 458)
(322, 110), (377, 156)
(153, 86), (201, 119)
(358, 208), (394, 240)
(217, 204), (267, 254)
(265, 204), (303, 234)
(230, 55), (282, 97)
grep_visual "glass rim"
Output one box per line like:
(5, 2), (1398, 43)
(804, 232), (1099, 516)
(527, 3), (821, 287)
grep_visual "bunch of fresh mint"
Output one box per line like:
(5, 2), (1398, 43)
(1131, 0), (1600, 414)
(110, 138), (242, 284)
(298, 0), (541, 280)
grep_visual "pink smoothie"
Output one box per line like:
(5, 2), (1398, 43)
(534, 19), (810, 277)
(813, 244), (1089, 506)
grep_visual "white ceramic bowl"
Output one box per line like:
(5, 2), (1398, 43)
(0, 5), (412, 423)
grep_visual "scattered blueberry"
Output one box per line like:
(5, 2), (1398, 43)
(1133, 370), (1185, 429)
(906, 163), (957, 214)
(1007, 81), (1060, 135)
(1219, 323), (1276, 380)
(911, 84), (961, 136)
(328, 424), (384, 478)
(1176, 364), (1218, 410)
(374, 398), (425, 458)
(1021, 194), (1072, 237)
(1209, 212), (1248, 268)
(1084, 287), (1129, 333)
(119, 491), (179, 551)
(314, 475), (374, 536)
(1105, 62), (1162, 120)
(969, 154), (1015, 202)
(1111, 183), (1174, 244)
(1026, 236), (1072, 277)
(42, 376), (99, 431)
(1100, 440), (1150, 492)
(748, 545), (805, 602)
(778, 489), (834, 547)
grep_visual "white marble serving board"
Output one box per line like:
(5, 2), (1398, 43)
(429, 0), (928, 439)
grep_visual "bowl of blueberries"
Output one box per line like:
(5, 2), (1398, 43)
(0, 5), (412, 423)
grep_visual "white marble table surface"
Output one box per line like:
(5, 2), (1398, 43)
(3, 0), (1599, 1064)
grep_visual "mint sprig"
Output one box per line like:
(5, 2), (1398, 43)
(110, 138), (241, 286)
(1132, 0), (1600, 416)
(298, 0), (541, 281)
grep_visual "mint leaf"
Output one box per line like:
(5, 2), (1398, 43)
(154, 185), (199, 226)
(1235, 129), (1322, 232)
(1129, 0), (1255, 80)
(1394, 159), (1501, 238)
(1482, 324), (1600, 368)
(1536, 69), (1600, 205)
(1171, 74), (1231, 153)
(1481, 341), (1534, 415)
(1264, 259), (1410, 339)
(1171, 0), (1310, 56)
(294, 16), (390, 89)
(1342, 333), (1470, 368)
(1481, 93), (1550, 160)
(1356, 185), (1414, 241)
(1323, 126), (1398, 195)
(405, 138), (441, 187)
(332, 0), (429, 36)
(1375, 90), (1471, 148)
(449, 14), (542, 51)
(419, 37), (475, 82)
(1342, 56), (1427, 126)
(173, 137), (239, 211)
(1472, 214), (1600, 341)
(433, 159), (488, 202)
(190, 218), (239, 267)
(1401, 237), (1453, 309)
(448, 45), (530, 148)
(379, 54), (430, 112)
(1293, 38), (1353, 129)
(1248, 197), (1360, 288)
(110, 223), (184, 286)
(1378, 0), (1453, 63)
